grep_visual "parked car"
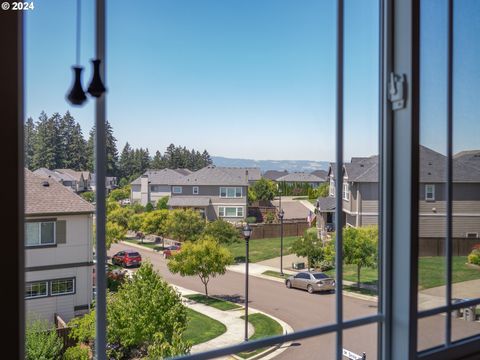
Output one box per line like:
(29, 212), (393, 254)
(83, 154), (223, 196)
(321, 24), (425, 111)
(163, 245), (181, 259)
(285, 272), (335, 294)
(112, 250), (142, 267)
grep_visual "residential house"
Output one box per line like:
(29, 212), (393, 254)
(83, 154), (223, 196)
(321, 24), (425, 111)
(33, 168), (79, 192)
(168, 166), (252, 222)
(276, 172), (325, 188)
(90, 173), (118, 193)
(263, 170), (288, 181)
(130, 169), (189, 206)
(317, 146), (480, 254)
(24, 170), (95, 323)
(55, 169), (91, 192)
(311, 169), (328, 181)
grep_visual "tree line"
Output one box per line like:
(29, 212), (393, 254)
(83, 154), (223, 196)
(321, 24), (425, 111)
(24, 111), (212, 180)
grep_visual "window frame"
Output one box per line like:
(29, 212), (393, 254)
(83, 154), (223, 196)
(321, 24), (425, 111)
(25, 221), (56, 247)
(425, 184), (435, 201)
(193, 186), (199, 195)
(342, 182), (350, 201)
(25, 281), (48, 299)
(218, 206), (244, 218)
(219, 187), (243, 198)
(50, 278), (75, 297)
(172, 186), (182, 194)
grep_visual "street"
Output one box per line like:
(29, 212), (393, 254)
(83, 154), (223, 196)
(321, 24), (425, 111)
(109, 244), (480, 359)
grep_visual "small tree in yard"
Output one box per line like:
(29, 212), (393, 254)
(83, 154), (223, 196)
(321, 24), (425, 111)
(249, 178), (277, 202)
(165, 209), (205, 242)
(168, 236), (234, 296)
(128, 213), (145, 233)
(156, 196), (169, 210)
(109, 186), (130, 201)
(106, 221), (127, 249)
(342, 226), (378, 287)
(291, 228), (325, 271)
(202, 219), (240, 244)
(141, 209), (169, 236)
(69, 262), (191, 359)
(25, 319), (63, 360)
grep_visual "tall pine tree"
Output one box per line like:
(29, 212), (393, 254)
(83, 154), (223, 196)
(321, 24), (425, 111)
(118, 142), (135, 179)
(86, 121), (119, 176)
(32, 112), (61, 170)
(24, 117), (36, 169)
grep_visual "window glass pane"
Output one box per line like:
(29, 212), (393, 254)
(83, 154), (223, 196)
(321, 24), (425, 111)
(235, 187), (242, 197)
(25, 222), (39, 246)
(41, 222), (55, 244)
(237, 207), (243, 217)
(220, 187), (226, 197)
(25, 282), (47, 299)
(227, 188), (235, 198)
(51, 279), (74, 295)
(219, 207), (225, 217)
(418, 314), (447, 352)
(225, 207), (237, 217)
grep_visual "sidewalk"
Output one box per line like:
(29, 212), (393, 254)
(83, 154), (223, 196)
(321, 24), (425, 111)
(173, 285), (294, 360)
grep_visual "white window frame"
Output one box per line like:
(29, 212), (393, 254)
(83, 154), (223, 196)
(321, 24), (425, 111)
(329, 177), (335, 196)
(425, 184), (435, 201)
(219, 187), (243, 198)
(218, 206), (244, 218)
(50, 278), (75, 296)
(172, 186), (182, 194)
(25, 221), (56, 247)
(25, 281), (48, 299)
(342, 182), (350, 201)
(192, 186), (199, 195)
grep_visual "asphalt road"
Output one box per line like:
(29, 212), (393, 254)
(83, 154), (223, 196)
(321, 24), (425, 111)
(109, 244), (378, 359)
(109, 244), (480, 359)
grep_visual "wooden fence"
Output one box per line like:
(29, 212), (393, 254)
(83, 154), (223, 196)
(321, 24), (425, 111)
(419, 237), (480, 256)
(248, 221), (310, 239)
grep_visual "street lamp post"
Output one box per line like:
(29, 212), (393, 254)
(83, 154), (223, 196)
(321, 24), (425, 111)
(279, 209), (285, 276)
(242, 224), (252, 342)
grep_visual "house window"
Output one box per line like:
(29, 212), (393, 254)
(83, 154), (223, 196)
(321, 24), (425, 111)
(219, 187), (243, 198)
(172, 186), (182, 194)
(218, 206), (244, 217)
(25, 281), (48, 299)
(193, 186), (199, 195)
(466, 232), (479, 238)
(342, 183), (350, 201)
(425, 184), (435, 201)
(25, 221), (55, 247)
(51, 278), (75, 296)
(329, 178), (335, 196)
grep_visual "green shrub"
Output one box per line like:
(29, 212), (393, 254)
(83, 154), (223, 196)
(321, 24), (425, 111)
(145, 202), (154, 212)
(81, 191), (95, 203)
(318, 260), (334, 272)
(264, 212), (276, 224)
(63, 345), (90, 360)
(156, 196), (169, 210)
(246, 216), (257, 224)
(467, 249), (480, 265)
(25, 319), (63, 360)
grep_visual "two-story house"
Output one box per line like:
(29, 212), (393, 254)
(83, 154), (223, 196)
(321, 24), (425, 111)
(130, 168), (191, 206)
(167, 166), (256, 222)
(275, 172), (325, 188)
(25, 170), (95, 323)
(316, 146), (480, 254)
(55, 169), (91, 192)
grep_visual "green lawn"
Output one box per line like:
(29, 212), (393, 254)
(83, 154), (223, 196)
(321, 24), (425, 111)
(183, 308), (226, 345)
(324, 257), (480, 290)
(225, 236), (299, 263)
(184, 294), (241, 311)
(262, 270), (288, 279)
(238, 313), (283, 358)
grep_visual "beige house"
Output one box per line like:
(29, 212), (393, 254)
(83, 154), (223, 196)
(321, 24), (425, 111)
(168, 166), (257, 222)
(25, 170), (95, 323)
(317, 146), (480, 255)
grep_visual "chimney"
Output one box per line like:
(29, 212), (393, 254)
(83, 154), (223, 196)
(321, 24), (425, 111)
(140, 174), (150, 206)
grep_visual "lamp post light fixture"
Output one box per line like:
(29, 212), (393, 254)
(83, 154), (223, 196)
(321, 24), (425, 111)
(242, 224), (253, 342)
(279, 209), (285, 276)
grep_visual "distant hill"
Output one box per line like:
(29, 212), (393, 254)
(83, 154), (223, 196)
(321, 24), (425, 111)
(212, 156), (330, 173)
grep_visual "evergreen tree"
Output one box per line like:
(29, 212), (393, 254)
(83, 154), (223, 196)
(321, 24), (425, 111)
(69, 123), (88, 170)
(57, 111), (86, 169)
(32, 112), (60, 170)
(118, 142), (135, 179)
(24, 117), (36, 169)
(86, 127), (95, 172)
(201, 149), (212, 167)
(86, 121), (119, 176)
(150, 150), (164, 169)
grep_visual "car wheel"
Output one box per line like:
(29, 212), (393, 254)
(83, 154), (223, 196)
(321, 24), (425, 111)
(307, 285), (314, 294)
(286, 280), (292, 289)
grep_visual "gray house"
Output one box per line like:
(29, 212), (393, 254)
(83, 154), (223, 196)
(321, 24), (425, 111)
(276, 172), (325, 188)
(168, 166), (254, 222)
(317, 146), (480, 254)
(130, 169), (189, 206)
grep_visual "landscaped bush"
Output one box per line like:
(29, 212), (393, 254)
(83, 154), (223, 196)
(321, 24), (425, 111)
(246, 216), (257, 224)
(467, 249), (480, 266)
(317, 260), (334, 272)
(264, 212), (276, 224)
(107, 270), (127, 292)
(63, 345), (90, 360)
(25, 319), (63, 360)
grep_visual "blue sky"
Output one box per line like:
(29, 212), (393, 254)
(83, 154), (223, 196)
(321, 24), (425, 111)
(27, 0), (381, 161)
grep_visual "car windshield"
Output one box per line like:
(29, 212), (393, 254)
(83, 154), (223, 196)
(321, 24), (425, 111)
(127, 252), (140, 257)
(312, 273), (329, 280)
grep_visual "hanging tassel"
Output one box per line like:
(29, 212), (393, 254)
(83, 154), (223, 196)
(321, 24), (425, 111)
(87, 59), (106, 97)
(67, 66), (87, 106)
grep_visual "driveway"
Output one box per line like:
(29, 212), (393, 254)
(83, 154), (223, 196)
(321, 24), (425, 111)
(108, 244), (480, 359)
(271, 198), (312, 220)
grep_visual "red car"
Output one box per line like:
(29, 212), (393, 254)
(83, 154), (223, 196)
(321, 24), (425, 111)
(163, 245), (181, 259)
(112, 250), (142, 267)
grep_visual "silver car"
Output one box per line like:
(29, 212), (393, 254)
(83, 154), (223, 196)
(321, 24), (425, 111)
(285, 272), (335, 294)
